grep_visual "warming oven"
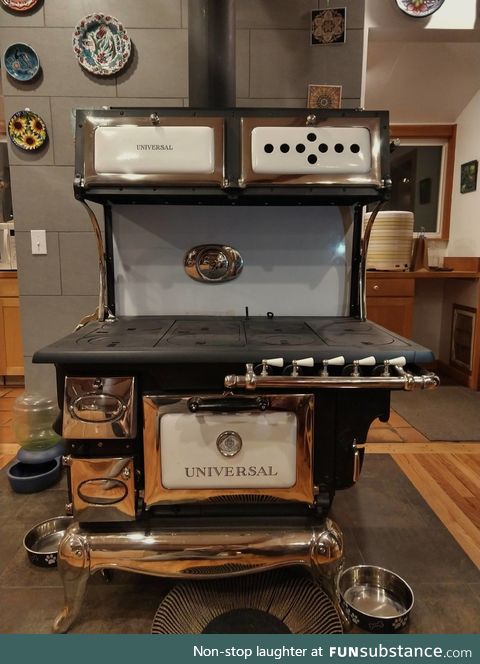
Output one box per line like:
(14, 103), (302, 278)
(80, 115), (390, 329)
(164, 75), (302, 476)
(33, 107), (439, 633)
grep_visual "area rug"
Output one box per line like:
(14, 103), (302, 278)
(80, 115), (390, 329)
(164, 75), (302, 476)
(391, 386), (480, 441)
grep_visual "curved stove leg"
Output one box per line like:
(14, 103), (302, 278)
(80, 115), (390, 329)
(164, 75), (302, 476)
(310, 520), (352, 633)
(53, 531), (90, 633)
(312, 560), (352, 633)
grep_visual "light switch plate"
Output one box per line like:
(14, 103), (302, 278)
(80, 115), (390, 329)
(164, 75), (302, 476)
(31, 229), (47, 255)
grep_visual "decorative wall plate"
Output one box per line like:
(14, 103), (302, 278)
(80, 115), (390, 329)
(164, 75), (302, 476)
(72, 13), (131, 76)
(8, 110), (47, 151)
(1, 0), (39, 11)
(395, 0), (445, 18)
(3, 43), (40, 82)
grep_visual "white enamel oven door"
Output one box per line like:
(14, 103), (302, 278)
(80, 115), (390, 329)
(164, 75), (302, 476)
(82, 115), (225, 188)
(241, 115), (383, 187)
(143, 394), (314, 507)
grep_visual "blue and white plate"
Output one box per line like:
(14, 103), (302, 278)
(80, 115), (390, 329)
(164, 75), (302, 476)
(3, 42), (39, 81)
(72, 13), (131, 76)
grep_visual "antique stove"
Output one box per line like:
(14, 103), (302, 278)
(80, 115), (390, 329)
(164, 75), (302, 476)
(33, 105), (438, 633)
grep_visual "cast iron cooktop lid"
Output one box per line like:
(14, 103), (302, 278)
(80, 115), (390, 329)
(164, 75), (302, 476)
(32, 315), (435, 365)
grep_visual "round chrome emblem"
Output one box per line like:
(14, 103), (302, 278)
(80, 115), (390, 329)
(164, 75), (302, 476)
(216, 430), (242, 457)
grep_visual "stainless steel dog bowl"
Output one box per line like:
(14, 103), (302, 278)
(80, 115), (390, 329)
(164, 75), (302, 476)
(338, 565), (414, 633)
(23, 516), (73, 568)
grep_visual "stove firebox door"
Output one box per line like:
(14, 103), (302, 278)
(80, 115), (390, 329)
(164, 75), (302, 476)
(63, 377), (136, 439)
(66, 456), (136, 522)
(143, 394), (314, 507)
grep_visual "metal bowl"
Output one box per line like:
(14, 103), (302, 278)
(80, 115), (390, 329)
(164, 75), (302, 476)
(338, 565), (414, 633)
(23, 516), (73, 568)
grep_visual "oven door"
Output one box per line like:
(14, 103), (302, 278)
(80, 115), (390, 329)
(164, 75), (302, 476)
(143, 394), (314, 507)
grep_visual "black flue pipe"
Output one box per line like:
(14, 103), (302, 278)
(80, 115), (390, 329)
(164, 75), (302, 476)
(188, 0), (236, 108)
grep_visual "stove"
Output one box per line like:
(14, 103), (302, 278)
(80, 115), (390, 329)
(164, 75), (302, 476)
(32, 106), (439, 633)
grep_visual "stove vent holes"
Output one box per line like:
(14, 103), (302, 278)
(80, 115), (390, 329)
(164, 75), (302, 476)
(263, 139), (362, 165)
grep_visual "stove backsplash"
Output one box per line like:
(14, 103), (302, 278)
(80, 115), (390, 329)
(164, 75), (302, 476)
(112, 205), (353, 316)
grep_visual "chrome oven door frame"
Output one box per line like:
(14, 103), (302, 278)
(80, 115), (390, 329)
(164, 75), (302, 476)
(143, 393), (314, 507)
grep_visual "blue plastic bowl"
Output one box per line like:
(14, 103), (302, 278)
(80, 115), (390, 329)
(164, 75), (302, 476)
(7, 457), (61, 493)
(16, 440), (66, 464)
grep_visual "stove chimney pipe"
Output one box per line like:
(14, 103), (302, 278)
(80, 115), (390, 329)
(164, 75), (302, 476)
(188, 0), (236, 108)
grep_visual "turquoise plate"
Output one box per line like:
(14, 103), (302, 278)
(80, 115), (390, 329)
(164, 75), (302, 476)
(3, 42), (40, 81)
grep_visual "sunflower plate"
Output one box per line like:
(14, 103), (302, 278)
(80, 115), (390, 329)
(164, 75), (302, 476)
(72, 13), (131, 76)
(8, 109), (47, 151)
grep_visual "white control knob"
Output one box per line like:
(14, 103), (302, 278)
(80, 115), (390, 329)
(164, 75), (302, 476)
(381, 356), (407, 377)
(386, 356), (407, 367)
(321, 356), (345, 376)
(260, 357), (284, 376)
(291, 357), (314, 376)
(352, 356), (376, 377)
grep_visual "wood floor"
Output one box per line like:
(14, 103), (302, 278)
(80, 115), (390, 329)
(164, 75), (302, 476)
(1, 385), (479, 568)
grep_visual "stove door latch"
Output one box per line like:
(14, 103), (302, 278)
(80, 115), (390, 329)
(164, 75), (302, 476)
(351, 439), (366, 484)
(188, 396), (269, 413)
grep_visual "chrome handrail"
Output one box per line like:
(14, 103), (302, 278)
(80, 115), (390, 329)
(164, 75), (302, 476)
(225, 366), (440, 391)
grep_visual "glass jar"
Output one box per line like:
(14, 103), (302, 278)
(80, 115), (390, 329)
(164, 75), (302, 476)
(13, 394), (61, 451)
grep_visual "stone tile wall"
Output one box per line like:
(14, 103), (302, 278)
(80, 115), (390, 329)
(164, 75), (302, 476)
(0, 0), (365, 395)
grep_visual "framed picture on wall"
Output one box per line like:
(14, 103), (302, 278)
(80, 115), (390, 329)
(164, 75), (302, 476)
(450, 304), (476, 373)
(311, 8), (346, 45)
(460, 159), (478, 194)
(307, 84), (342, 109)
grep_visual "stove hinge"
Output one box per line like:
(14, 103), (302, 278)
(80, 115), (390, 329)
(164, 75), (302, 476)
(312, 485), (332, 516)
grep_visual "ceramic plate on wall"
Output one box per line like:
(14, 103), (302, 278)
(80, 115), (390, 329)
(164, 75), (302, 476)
(3, 43), (39, 82)
(395, 0), (445, 18)
(72, 13), (131, 76)
(8, 110), (47, 151)
(1, 0), (39, 11)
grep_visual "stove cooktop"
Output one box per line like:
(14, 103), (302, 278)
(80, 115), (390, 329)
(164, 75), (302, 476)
(33, 316), (435, 365)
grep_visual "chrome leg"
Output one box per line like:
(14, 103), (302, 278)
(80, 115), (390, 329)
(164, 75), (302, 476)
(312, 561), (351, 632)
(53, 530), (90, 633)
(52, 518), (346, 632)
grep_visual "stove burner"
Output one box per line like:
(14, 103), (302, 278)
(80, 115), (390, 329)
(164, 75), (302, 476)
(246, 321), (320, 347)
(309, 320), (405, 348)
(262, 334), (315, 346)
(165, 321), (245, 347)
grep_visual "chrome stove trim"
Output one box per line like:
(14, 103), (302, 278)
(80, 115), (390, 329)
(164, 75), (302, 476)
(142, 393), (314, 506)
(224, 366), (440, 391)
(67, 456), (136, 522)
(53, 517), (344, 633)
(63, 377), (136, 439)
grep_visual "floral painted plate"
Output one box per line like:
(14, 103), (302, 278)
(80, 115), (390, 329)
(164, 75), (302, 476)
(1, 0), (39, 11)
(3, 43), (40, 82)
(72, 13), (131, 76)
(8, 109), (47, 151)
(395, 0), (445, 18)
